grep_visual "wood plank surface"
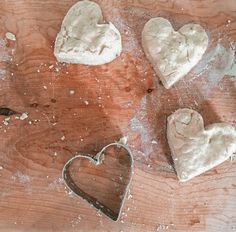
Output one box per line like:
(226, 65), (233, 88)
(0, 0), (236, 231)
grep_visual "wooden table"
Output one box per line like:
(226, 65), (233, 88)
(0, 0), (236, 231)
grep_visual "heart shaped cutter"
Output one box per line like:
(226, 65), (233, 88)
(62, 142), (134, 221)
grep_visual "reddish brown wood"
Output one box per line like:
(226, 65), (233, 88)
(0, 0), (235, 231)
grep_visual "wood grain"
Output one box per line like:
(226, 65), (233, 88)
(0, 0), (235, 231)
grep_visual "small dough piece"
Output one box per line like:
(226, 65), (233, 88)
(167, 108), (236, 182)
(54, 0), (122, 65)
(142, 17), (208, 89)
(5, 32), (16, 41)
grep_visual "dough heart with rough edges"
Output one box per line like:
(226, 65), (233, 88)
(142, 17), (208, 89)
(167, 108), (236, 182)
(54, 0), (122, 65)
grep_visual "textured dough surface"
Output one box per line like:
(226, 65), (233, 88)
(142, 17), (208, 89)
(54, 0), (122, 65)
(167, 108), (236, 182)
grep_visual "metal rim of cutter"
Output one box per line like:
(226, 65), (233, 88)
(62, 142), (134, 221)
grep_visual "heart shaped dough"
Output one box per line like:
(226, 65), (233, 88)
(54, 0), (122, 65)
(142, 17), (208, 89)
(167, 108), (236, 182)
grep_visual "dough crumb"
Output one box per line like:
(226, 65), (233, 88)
(5, 32), (16, 41)
(118, 136), (128, 145)
(19, 113), (28, 120)
(69, 90), (75, 95)
(3, 117), (10, 126)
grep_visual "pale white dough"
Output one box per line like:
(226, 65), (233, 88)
(142, 18), (208, 89)
(54, 0), (122, 65)
(5, 32), (16, 41)
(167, 108), (236, 182)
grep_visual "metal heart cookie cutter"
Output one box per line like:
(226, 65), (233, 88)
(62, 141), (134, 221)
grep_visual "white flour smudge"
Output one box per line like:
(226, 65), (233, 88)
(194, 44), (236, 77)
(193, 43), (236, 90)
(48, 177), (64, 191)
(114, 19), (139, 54)
(126, 96), (153, 157)
(130, 117), (149, 144)
(0, 69), (6, 80)
(11, 171), (32, 183)
(0, 39), (12, 62)
(0, 38), (14, 80)
(110, 7), (149, 59)
(71, 215), (82, 227)
(140, 95), (147, 109)
(156, 224), (169, 231)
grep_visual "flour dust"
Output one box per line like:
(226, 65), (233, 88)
(11, 171), (32, 183)
(193, 43), (236, 91)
